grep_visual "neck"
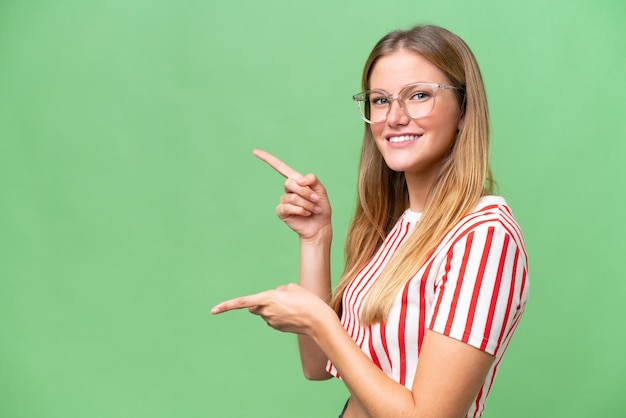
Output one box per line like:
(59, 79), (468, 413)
(405, 170), (438, 212)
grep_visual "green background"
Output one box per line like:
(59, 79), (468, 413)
(1, 0), (625, 417)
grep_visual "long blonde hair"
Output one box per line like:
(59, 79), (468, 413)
(330, 25), (494, 325)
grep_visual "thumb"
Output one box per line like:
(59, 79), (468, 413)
(297, 173), (326, 194)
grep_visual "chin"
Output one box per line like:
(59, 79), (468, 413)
(384, 164), (409, 173)
(381, 157), (418, 173)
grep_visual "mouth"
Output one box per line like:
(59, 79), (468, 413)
(386, 134), (422, 143)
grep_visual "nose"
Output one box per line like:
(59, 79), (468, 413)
(386, 98), (409, 126)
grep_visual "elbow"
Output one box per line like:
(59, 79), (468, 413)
(302, 367), (332, 381)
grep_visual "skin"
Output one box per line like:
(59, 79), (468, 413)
(212, 50), (495, 417)
(369, 49), (464, 211)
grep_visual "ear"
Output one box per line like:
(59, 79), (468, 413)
(457, 98), (465, 131)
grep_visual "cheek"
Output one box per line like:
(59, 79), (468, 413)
(369, 126), (386, 155)
(369, 123), (384, 140)
(433, 116), (459, 136)
(428, 109), (462, 140)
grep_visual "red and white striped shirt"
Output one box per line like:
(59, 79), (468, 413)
(327, 196), (529, 417)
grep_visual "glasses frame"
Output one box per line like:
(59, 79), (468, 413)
(353, 82), (457, 124)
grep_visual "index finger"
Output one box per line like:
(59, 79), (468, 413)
(211, 291), (267, 315)
(253, 149), (303, 179)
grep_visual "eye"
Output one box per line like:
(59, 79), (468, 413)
(369, 94), (389, 106)
(408, 90), (431, 101)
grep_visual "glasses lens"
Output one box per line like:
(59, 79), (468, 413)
(401, 84), (436, 119)
(353, 84), (440, 124)
(353, 91), (387, 124)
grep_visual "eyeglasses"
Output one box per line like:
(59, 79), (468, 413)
(353, 82), (457, 124)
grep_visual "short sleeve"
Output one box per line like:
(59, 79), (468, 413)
(427, 221), (529, 355)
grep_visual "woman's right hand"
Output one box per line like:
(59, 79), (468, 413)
(253, 149), (331, 241)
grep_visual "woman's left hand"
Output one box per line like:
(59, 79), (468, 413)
(211, 283), (333, 335)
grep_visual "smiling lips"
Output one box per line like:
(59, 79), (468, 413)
(387, 134), (422, 143)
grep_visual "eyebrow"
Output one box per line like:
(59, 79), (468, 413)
(367, 81), (440, 92)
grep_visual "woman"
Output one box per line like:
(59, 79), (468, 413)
(212, 25), (528, 418)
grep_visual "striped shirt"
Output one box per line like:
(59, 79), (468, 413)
(327, 196), (529, 417)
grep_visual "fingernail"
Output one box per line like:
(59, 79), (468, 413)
(211, 307), (221, 314)
(314, 206), (322, 213)
(311, 193), (319, 202)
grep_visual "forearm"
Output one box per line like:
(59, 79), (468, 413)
(297, 225), (333, 380)
(310, 311), (417, 417)
(298, 225), (332, 300)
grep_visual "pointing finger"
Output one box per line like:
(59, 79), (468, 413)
(253, 149), (303, 179)
(211, 292), (267, 315)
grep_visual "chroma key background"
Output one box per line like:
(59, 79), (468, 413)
(1, 0), (624, 417)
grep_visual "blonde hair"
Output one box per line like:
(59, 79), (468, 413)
(330, 25), (494, 325)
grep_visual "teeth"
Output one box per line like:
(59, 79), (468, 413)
(388, 135), (419, 143)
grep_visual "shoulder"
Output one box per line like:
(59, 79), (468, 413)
(439, 196), (527, 263)
(470, 196), (516, 222)
(459, 196), (523, 240)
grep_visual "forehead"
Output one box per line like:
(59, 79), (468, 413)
(368, 49), (448, 91)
